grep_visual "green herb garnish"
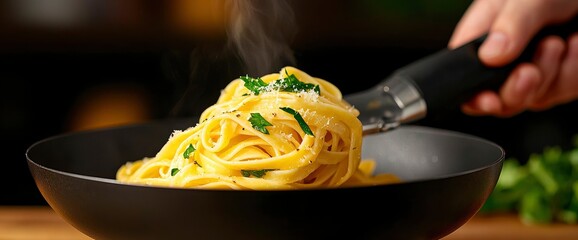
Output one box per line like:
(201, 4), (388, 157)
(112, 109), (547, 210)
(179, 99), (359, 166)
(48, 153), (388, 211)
(271, 71), (320, 94)
(183, 144), (196, 159)
(241, 169), (275, 178)
(240, 75), (268, 94)
(280, 107), (314, 136)
(170, 168), (180, 176)
(249, 112), (273, 134)
(240, 72), (320, 95)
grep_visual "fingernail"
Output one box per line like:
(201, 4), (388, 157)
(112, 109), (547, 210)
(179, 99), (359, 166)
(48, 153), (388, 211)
(480, 32), (508, 60)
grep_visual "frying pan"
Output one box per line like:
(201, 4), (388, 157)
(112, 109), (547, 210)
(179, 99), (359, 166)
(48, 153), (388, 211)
(26, 18), (576, 240)
(27, 119), (503, 240)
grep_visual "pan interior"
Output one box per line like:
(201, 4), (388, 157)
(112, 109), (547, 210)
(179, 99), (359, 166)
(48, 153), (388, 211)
(362, 126), (504, 181)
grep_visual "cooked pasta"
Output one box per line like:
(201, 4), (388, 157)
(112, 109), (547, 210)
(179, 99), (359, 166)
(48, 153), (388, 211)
(116, 66), (399, 189)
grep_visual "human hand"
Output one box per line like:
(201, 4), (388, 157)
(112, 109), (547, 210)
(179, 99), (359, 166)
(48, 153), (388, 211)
(448, 0), (578, 117)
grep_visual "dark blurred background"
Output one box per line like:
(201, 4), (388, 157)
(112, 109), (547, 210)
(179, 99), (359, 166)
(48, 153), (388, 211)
(2, 0), (578, 205)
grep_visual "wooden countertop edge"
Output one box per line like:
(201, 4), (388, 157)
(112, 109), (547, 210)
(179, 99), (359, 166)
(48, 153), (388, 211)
(0, 206), (91, 240)
(445, 213), (578, 239)
(0, 206), (577, 240)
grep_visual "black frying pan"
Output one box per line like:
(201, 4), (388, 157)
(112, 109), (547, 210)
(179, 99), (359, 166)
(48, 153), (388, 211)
(27, 118), (503, 240)
(26, 16), (576, 240)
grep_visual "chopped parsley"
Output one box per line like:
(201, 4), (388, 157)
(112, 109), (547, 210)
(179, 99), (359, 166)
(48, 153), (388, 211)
(241, 169), (275, 178)
(170, 168), (180, 176)
(240, 72), (320, 95)
(249, 112), (273, 134)
(240, 75), (268, 94)
(183, 144), (196, 159)
(280, 107), (314, 136)
(271, 71), (321, 94)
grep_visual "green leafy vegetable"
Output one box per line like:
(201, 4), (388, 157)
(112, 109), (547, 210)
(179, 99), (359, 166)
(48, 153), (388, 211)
(280, 107), (314, 136)
(241, 169), (275, 178)
(183, 144), (196, 159)
(249, 113), (272, 134)
(170, 168), (180, 176)
(480, 135), (578, 225)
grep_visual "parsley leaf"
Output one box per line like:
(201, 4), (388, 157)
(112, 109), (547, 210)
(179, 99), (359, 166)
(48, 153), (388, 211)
(240, 75), (268, 94)
(271, 72), (320, 94)
(170, 168), (180, 176)
(280, 107), (314, 136)
(183, 144), (196, 159)
(241, 169), (275, 178)
(240, 72), (320, 95)
(249, 113), (273, 134)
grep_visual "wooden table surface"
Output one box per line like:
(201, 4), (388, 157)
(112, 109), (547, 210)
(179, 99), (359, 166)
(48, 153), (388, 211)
(1, 206), (577, 240)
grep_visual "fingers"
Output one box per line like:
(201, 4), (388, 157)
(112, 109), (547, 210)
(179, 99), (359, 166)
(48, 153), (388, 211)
(448, 0), (502, 49)
(462, 34), (574, 116)
(461, 64), (541, 117)
(558, 33), (578, 102)
(528, 36), (565, 109)
(536, 33), (578, 107)
(499, 63), (542, 111)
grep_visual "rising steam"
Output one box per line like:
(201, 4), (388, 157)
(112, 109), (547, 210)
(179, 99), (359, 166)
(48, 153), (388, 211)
(165, 0), (297, 117)
(225, 0), (297, 76)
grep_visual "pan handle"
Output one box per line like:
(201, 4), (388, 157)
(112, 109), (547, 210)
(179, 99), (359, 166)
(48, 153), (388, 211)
(391, 15), (578, 118)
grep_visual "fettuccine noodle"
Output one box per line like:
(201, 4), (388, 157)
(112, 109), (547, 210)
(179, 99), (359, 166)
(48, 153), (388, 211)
(116, 66), (399, 189)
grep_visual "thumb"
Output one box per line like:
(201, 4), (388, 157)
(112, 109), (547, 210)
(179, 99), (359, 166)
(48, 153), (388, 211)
(478, 0), (552, 67)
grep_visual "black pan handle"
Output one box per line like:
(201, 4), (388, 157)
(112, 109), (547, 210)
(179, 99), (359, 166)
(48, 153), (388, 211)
(393, 15), (578, 117)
